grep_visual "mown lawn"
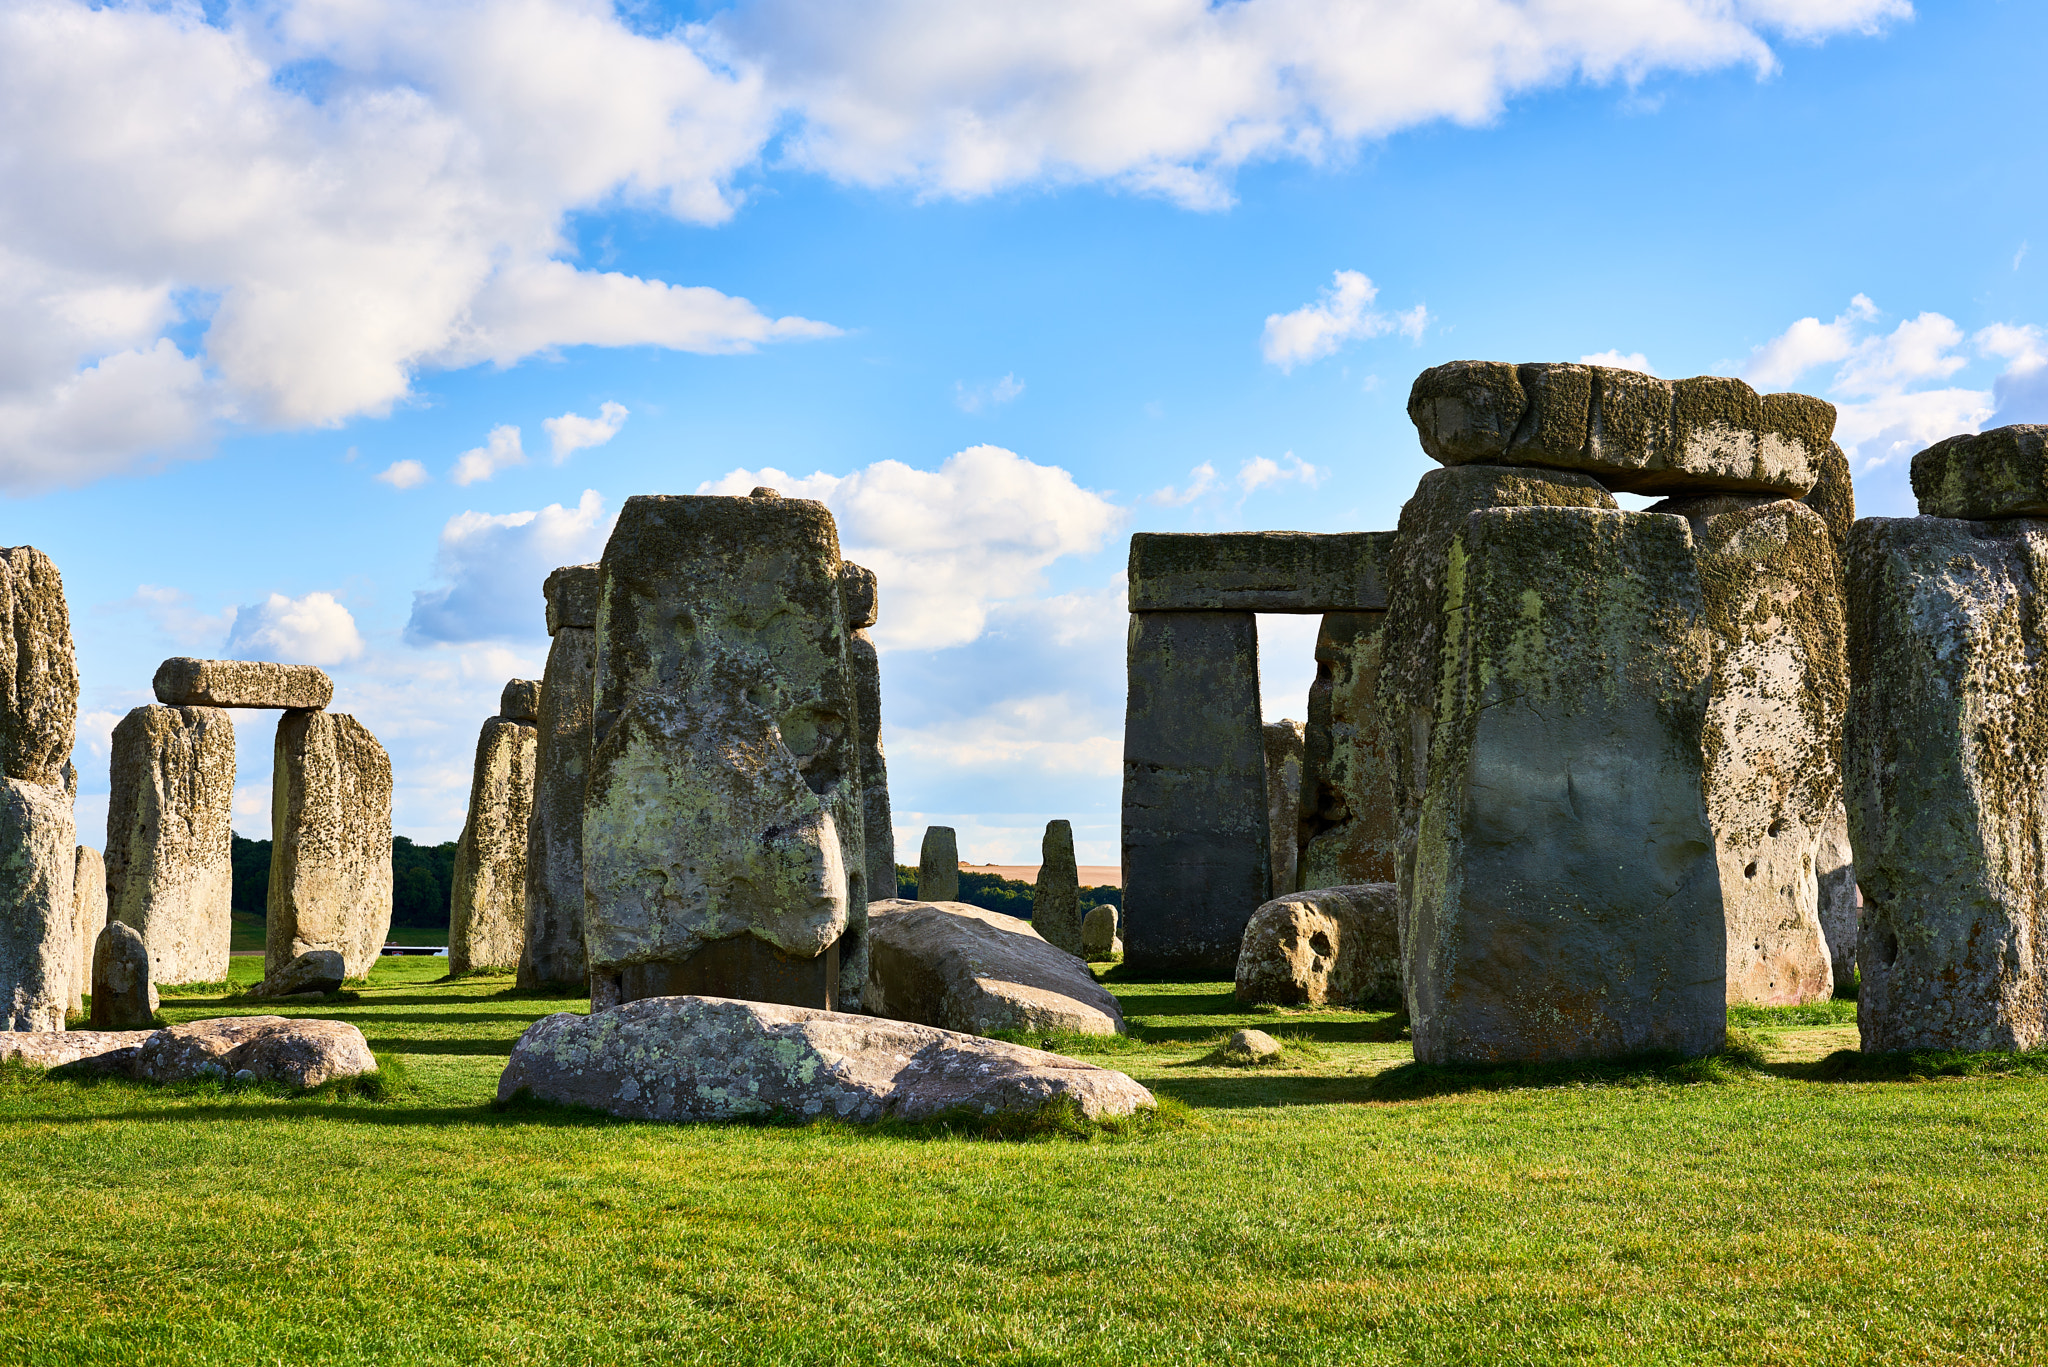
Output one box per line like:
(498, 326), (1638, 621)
(4, 958), (2045, 1365)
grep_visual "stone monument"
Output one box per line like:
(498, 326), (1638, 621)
(1030, 819), (1082, 956)
(518, 564), (598, 989)
(104, 704), (236, 985)
(917, 826), (958, 903)
(0, 545), (78, 1031)
(449, 680), (539, 974)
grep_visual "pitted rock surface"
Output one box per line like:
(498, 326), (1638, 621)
(450, 715), (538, 974)
(268, 711), (393, 980)
(0, 546), (78, 786)
(105, 704), (236, 985)
(0, 776), (75, 1030)
(1297, 612), (1397, 890)
(249, 948), (346, 999)
(1235, 884), (1401, 1009)
(151, 658), (333, 711)
(130, 1016), (376, 1088)
(498, 995), (1153, 1122)
(1031, 820), (1083, 956)
(518, 622), (595, 989)
(1910, 425), (2048, 520)
(866, 898), (1124, 1037)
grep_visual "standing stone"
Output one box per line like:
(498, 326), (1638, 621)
(104, 704), (236, 985)
(841, 563), (897, 906)
(1122, 610), (1268, 977)
(1406, 506), (1723, 1064)
(1031, 820), (1083, 956)
(518, 565), (597, 990)
(1263, 721), (1304, 899)
(1297, 612), (1397, 891)
(71, 846), (105, 1018)
(0, 777), (75, 1030)
(152, 658), (333, 711)
(583, 492), (868, 1012)
(89, 920), (154, 1030)
(917, 826), (959, 903)
(1082, 903), (1121, 961)
(1802, 441), (1856, 563)
(0, 547), (78, 786)
(1846, 515), (2048, 1052)
(268, 711), (393, 982)
(1815, 802), (1859, 991)
(448, 705), (539, 975)
(1649, 495), (1846, 1005)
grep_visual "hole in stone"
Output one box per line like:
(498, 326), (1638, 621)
(1878, 929), (1899, 966)
(1744, 861), (1759, 879)
(1767, 818), (1787, 837)
(1309, 931), (1334, 961)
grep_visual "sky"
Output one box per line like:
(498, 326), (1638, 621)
(7, 0), (2045, 866)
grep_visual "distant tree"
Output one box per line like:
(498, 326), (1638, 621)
(894, 863), (1119, 917)
(231, 835), (271, 915)
(230, 833), (459, 930)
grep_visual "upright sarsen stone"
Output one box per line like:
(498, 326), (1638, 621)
(1815, 803), (1859, 990)
(0, 547), (78, 786)
(0, 777), (75, 1030)
(840, 562), (896, 905)
(90, 920), (154, 1030)
(917, 827), (958, 903)
(519, 565), (597, 990)
(1031, 819), (1083, 956)
(1406, 507), (1723, 1064)
(104, 705), (236, 985)
(268, 712), (393, 981)
(1297, 611), (1396, 892)
(1263, 721), (1304, 899)
(71, 846), (105, 1017)
(449, 710), (538, 975)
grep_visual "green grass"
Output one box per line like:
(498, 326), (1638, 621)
(5, 962), (2048, 1364)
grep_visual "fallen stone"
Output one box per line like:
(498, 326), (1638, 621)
(1218, 1028), (1281, 1062)
(1126, 531), (1395, 612)
(0, 1029), (153, 1072)
(248, 948), (345, 999)
(866, 898), (1124, 1037)
(1082, 903), (1120, 960)
(543, 562), (601, 635)
(1263, 721), (1304, 898)
(1297, 612), (1398, 890)
(518, 568), (598, 990)
(1846, 514), (2048, 1052)
(498, 995), (1154, 1123)
(70, 845), (105, 1017)
(449, 712), (538, 975)
(105, 704), (235, 986)
(0, 776), (75, 1030)
(1031, 820), (1083, 956)
(0, 546), (78, 786)
(917, 826), (959, 903)
(1815, 802), (1860, 991)
(842, 562), (896, 905)
(498, 678), (543, 724)
(91, 920), (155, 1030)
(1406, 506), (1724, 1064)
(129, 1016), (376, 1088)
(151, 657), (333, 711)
(1235, 884), (1401, 1009)
(1910, 424), (2048, 519)
(268, 711), (393, 981)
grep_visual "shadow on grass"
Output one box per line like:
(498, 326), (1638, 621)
(489, 1089), (1197, 1142)
(1128, 1014), (1407, 1046)
(1791, 1047), (2048, 1083)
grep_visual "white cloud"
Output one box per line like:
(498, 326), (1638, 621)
(225, 592), (365, 666)
(1237, 452), (1323, 496)
(955, 374), (1026, 413)
(108, 584), (237, 651)
(1739, 294), (1878, 391)
(406, 489), (612, 644)
(699, 446), (1123, 651)
(1261, 270), (1426, 371)
(1148, 462), (1219, 506)
(451, 425), (526, 486)
(377, 459), (431, 489)
(543, 402), (629, 463)
(1979, 323), (2048, 426)
(1580, 350), (1658, 375)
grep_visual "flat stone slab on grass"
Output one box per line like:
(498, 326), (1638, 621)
(153, 658), (334, 711)
(866, 898), (1126, 1036)
(1910, 425), (2048, 519)
(0, 1016), (375, 1089)
(498, 994), (1155, 1123)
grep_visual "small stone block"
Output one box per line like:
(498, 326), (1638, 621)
(1911, 425), (2048, 519)
(499, 678), (543, 722)
(543, 563), (601, 635)
(1127, 531), (1394, 613)
(839, 562), (879, 630)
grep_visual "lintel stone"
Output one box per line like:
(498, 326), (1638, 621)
(1127, 531), (1394, 613)
(153, 658), (333, 711)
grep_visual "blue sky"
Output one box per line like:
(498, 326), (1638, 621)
(7, 0), (2044, 864)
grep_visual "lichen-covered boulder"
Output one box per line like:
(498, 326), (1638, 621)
(1910, 425), (2048, 519)
(0, 546), (78, 786)
(0, 1029), (154, 1072)
(1082, 903), (1120, 961)
(449, 714), (537, 975)
(1297, 611), (1396, 891)
(866, 899), (1125, 1036)
(90, 920), (155, 1030)
(268, 712), (393, 981)
(0, 776), (75, 1030)
(151, 658), (333, 711)
(105, 704), (236, 985)
(1235, 884), (1401, 1008)
(498, 995), (1154, 1122)
(248, 948), (345, 999)
(129, 1016), (376, 1088)
(1030, 820), (1083, 956)
(917, 826), (958, 903)
(518, 565), (598, 990)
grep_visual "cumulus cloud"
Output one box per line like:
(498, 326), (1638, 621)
(225, 592), (365, 666)
(1580, 350), (1658, 375)
(1261, 271), (1426, 371)
(1237, 452), (1324, 496)
(955, 374), (1025, 413)
(377, 459), (430, 489)
(451, 425), (526, 486)
(1979, 323), (2048, 425)
(106, 584), (237, 651)
(1148, 463), (1219, 507)
(405, 489), (612, 644)
(699, 446), (1124, 651)
(543, 402), (629, 463)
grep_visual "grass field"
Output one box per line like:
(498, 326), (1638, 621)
(5, 958), (2046, 1365)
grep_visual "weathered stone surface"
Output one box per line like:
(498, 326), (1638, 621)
(498, 679), (543, 724)
(104, 704), (235, 985)
(517, 619), (595, 990)
(1263, 721), (1304, 898)
(131, 1016), (376, 1088)
(449, 715), (537, 974)
(1845, 515), (2048, 1052)
(70, 845), (105, 1017)
(0, 546), (77, 785)
(1406, 506), (1724, 1064)
(1235, 884), (1401, 1008)
(1911, 425), (2048, 519)
(1082, 903), (1120, 960)
(1406, 362), (1829, 496)
(268, 711), (393, 981)
(839, 561), (879, 630)
(1649, 495), (1846, 1005)
(498, 995), (1154, 1122)
(91, 920), (155, 1030)
(1031, 820), (1083, 956)
(0, 1029), (153, 1072)
(1221, 1028), (1281, 1062)
(917, 826), (959, 903)
(544, 563), (601, 635)
(843, 561), (895, 905)
(249, 948), (345, 998)
(584, 494), (867, 1012)
(151, 658), (333, 711)
(0, 777), (75, 1029)
(1815, 802), (1859, 991)
(1803, 441), (1856, 562)
(1297, 612), (1397, 891)
(1127, 532), (1395, 612)
(866, 898), (1122, 1036)
(1122, 610), (1269, 976)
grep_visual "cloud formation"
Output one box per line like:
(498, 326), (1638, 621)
(225, 592), (365, 666)
(544, 402), (629, 463)
(1580, 350), (1658, 375)
(1262, 271), (1427, 371)
(405, 490), (612, 645)
(955, 375), (1025, 413)
(378, 459), (430, 489)
(451, 425), (526, 487)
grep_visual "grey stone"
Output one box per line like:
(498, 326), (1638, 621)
(839, 561), (879, 630)
(517, 619), (596, 990)
(543, 563), (601, 635)
(1082, 903), (1120, 960)
(1649, 495), (1846, 1005)
(867, 898), (1125, 1036)
(1911, 425), (2048, 519)
(498, 679), (543, 724)
(1031, 820), (1083, 956)
(1406, 506), (1724, 1064)
(583, 494), (867, 1012)
(1126, 532), (1395, 612)
(129, 1016), (376, 1088)
(105, 704), (236, 986)
(0, 546), (77, 786)
(1220, 1028), (1282, 1062)
(0, 1029), (153, 1072)
(497, 995), (1155, 1123)
(268, 711), (393, 982)
(91, 919), (154, 1030)
(1234, 884), (1401, 1008)
(1815, 802), (1859, 991)
(1297, 612), (1397, 891)
(0, 777), (75, 1030)
(70, 845), (105, 1018)
(1263, 721), (1304, 898)
(842, 561), (895, 906)
(449, 716), (538, 974)
(1845, 515), (2048, 1052)
(248, 948), (346, 998)
(1803, 441), (1856, 563)
(917, 826), (959, 903)
(1122, 610), (1268, 976)
(1407, 360), (1526, 463)
(151, 658), (333, 711)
